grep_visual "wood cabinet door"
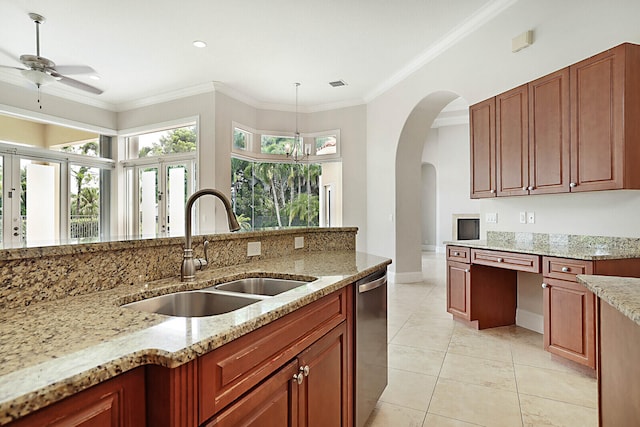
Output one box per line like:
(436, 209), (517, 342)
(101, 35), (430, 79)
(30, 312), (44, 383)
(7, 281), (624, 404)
(496, 84), (529, 196)
(570, 45), (625, 192)
(543, 277), (596, 369)
(8, 369), (146, 427)
(528, 68), (570, 194)
(298, 322), (348, 427)
(447, 261), (471, 320)
(470, 98), (496, 198)
(202, 360), (299, 427)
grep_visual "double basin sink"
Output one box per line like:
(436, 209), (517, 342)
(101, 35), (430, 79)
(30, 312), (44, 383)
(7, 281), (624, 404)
(123, 277), (311, 317)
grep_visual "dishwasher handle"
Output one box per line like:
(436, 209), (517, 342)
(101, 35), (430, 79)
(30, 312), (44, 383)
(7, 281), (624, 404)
(358, 273), (387, 293)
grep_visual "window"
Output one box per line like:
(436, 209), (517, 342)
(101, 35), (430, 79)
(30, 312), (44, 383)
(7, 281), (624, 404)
(233, 128), (250, 151)
(123, 122), (197, 238)
(315, 135), (337, 155)
(260, 135), (295, 155)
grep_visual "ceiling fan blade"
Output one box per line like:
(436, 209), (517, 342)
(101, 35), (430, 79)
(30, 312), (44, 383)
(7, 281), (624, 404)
(54, 65), (96, 75)
(54, 74), (103, 94)
(0, 64), (27, 71)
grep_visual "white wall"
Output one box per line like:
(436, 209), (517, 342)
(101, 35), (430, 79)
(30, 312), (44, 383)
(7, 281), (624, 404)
(366, 0), (640, 275)
(421, 163), (436, 250)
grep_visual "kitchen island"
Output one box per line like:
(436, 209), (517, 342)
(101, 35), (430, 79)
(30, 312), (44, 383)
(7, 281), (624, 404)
(576, 274), (640, 426)
(0, 228), (390, 426)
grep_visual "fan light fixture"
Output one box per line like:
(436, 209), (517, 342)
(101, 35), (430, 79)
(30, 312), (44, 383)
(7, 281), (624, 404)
(285, 82), (310, 163)
(20, 69), (59, 87)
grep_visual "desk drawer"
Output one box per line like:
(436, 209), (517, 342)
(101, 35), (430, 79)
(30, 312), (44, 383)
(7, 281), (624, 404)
(543, 257), (593, 281)
(447, 246), (470, 263)
(471, 249), (540, 273)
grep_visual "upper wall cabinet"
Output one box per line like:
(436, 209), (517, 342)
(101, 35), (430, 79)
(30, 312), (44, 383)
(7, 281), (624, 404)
(470, 98), (496, 198)
(470, 42), (640, 198)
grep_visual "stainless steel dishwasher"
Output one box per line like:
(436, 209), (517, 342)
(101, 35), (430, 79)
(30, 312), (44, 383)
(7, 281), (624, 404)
(355, 269), (388, 427)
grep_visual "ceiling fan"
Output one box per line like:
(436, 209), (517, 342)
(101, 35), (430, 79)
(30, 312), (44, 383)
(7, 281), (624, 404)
(0, 12), (103, 95)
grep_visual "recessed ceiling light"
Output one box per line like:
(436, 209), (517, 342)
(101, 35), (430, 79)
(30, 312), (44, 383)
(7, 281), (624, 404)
(89, 75), (101, 81)
(193, 40), (207, 48)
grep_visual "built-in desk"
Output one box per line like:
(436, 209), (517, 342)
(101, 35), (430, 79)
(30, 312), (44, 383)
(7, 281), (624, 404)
(446, 232), (640, 370)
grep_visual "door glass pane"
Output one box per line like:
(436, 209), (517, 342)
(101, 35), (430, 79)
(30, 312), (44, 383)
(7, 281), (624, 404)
(70, 165), (100, 241)
(23, 160), (59, 244)
(167, 165), (186, 236)
(140, 168), (158, 237)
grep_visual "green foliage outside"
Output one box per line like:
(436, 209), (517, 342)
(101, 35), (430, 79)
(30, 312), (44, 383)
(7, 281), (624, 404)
(231, 157), (321, 230)
(260, 135), (295, 155)
(140, 127), (197, 157)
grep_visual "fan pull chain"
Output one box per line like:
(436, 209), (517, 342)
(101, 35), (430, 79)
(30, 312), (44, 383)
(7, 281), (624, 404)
(37, 84), (42, 109)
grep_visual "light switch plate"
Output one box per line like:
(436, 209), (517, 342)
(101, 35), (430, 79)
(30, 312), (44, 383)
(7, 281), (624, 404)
(527, 212), (535, 224)
(247, 241), (261, 256)
(486, 212), (498, 224)
(294, 236), (304, 249)
(519, 212), (526, 224)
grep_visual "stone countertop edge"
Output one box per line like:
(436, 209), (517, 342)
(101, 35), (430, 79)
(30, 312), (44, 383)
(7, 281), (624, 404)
(0, 250), (390, 425)
(577, 275), (640, 327)
(444, 239), (640, 260)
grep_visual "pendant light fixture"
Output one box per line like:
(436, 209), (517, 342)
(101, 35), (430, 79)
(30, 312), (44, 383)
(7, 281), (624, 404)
(285, 82), (309, 163)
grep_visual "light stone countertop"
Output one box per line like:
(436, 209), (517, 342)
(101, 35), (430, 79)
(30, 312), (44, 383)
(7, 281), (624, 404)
(445, 232), (640, 260)
(577, 275), (640, 327)
(0, 250), (390, 425)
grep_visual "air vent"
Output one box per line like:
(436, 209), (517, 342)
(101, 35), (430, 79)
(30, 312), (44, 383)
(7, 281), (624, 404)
(329, 80), (347, 87)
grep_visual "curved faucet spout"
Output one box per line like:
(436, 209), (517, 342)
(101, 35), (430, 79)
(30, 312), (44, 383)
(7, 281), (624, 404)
(181, 188), (241, 281)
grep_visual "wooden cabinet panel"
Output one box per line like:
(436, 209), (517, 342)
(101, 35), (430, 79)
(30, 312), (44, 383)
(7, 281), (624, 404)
(528, 68), (570, 194)
(199, 288), (348, 423)
(543, 277), (596, 369)
(447, 260), (471, 320)
(496, 84), (529, 196)
(470, 98), (496, 198)
(8, 369), (146, 427)
(471, 249), (540, 273)
(299, 322), (348, 427)
(446, 246), (470, 263)
(146, 361), (198, 427)
(202, 360), (299, 427)
(543, 257), (593, 281)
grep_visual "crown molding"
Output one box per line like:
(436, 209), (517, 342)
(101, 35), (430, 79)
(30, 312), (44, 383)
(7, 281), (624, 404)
(115, 82), (217, 112)
(0, 102), (117, 134)
(364, 0), (519, 103)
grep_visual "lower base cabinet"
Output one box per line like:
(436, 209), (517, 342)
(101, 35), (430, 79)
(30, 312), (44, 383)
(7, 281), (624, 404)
(7, 368), (146, 427)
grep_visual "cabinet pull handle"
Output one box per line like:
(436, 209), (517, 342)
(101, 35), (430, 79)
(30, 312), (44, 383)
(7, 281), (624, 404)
(293, 373), (303, 385)
(528, 186), (534, 191)
(541, 283), (549, 289)
(569, 182), (577, 188)
(300, 365), (310, 377)
(561, 267), (570, 272)
(497, 258), (504, 263)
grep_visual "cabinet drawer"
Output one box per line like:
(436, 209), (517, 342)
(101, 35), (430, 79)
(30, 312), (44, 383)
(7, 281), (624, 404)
(471, 249), (540, 273)
(199, 286), (349, 423)
(447, 246), (470, 263)
(543, 257), (593, 281)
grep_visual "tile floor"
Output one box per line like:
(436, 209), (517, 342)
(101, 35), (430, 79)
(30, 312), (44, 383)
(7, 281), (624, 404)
(365, 252), (598, 427)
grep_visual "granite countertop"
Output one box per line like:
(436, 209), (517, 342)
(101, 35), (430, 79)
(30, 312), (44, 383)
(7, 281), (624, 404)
(445, 232), (640, 260)
(0, 250), (390, 425)
(577, 275), (640, 327)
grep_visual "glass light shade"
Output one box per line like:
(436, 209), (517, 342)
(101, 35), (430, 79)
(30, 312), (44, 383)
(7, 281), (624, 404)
(21, 69), (56, 86)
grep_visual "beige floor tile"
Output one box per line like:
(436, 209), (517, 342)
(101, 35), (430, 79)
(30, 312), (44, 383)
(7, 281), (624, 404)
(519, 394), (597, 427)
(365, 401), (426, 427)
(391, 321), (453, 352)
(447, 329), (513, 362)
(389, 343), (446, 376)
(428, 378), (523, 427)
(510, 341), (586, 375)
(515, 364), (597, 408)
(379, 367), (437, 411)
(439, 352), (516, 392)
(422, 413), (481, 426)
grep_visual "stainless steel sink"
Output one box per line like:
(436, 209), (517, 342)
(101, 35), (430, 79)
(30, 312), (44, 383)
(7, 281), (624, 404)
(205, 277), (309, 296)
(122, 291), (260, 317)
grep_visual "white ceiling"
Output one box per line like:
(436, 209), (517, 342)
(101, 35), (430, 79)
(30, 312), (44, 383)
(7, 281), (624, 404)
(0, 0), (508, 111)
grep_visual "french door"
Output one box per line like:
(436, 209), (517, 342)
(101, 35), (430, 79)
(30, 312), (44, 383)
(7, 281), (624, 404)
(125, 159), (194, 238)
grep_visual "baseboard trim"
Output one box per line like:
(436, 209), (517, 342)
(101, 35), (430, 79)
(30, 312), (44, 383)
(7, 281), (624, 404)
(389, 271), (424, 284)
(516, 309), (544, 334)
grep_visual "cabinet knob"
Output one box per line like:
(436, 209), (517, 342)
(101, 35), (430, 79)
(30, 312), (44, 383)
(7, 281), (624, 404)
(528, 186), (534, 191)
(561, 267), (570, 272)
(464, 269), (470, 273)
(541, 283), (549, 289)
(300, 365), (310, 377)
(497, 258), (504, 263)
(490, 189), (496, 194)
(293, 373), (303, 385)
(569, 182), (577, 188)
(522, 186), (527, 191)
(453, 251), (460, 256)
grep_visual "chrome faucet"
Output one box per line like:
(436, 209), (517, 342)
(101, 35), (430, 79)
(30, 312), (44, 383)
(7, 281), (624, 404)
(181, 188), (241, 281)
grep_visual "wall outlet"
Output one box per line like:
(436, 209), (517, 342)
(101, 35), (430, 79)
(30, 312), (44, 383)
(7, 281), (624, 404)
(527, 212), (535, 224)
(294, 236), (304, 249)
(519, 212), (526, 224)
(486, 212), (498, 224)
(247, 241), (261, 256)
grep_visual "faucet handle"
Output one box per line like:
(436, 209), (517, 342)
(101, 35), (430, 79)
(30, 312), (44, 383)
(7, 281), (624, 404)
(203, 240), (209, 265)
